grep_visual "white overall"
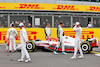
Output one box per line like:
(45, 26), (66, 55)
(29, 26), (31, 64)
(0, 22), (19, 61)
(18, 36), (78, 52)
(20, 27), (30, 59)
(73, 26), (83, 57)
(7, 27), (17, 51)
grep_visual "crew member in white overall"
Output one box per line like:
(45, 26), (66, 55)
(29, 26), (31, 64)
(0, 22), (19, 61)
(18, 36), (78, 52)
(71, 22), (84, 59)
(18, 23), (31, 63)
(53, 22), (67, 55)
(44, 23), (51, 39)
(6, 24), (18, 52)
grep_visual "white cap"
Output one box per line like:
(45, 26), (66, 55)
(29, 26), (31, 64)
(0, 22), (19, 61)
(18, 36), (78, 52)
(19, 23), (24, 26)
(75, 22), (80, 25)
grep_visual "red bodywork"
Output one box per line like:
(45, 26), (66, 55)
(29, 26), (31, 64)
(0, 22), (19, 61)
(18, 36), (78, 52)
(91, 41), (97, 47)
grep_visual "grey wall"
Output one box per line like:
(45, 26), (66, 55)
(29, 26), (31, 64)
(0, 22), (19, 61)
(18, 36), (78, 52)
(0, 0), (100, 6)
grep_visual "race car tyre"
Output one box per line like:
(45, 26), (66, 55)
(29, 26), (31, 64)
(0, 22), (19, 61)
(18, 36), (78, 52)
(35, 39), (41, 41)
(81, 41), (91, 54)
(26, 40), (36, 52)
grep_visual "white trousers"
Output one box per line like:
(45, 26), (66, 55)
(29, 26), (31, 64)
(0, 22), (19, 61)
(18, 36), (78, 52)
(9, 37), (16, 51)
(73, 38), (83, 57)
(55, 38), (65, 51)
(21, 41), (30, 59)
(6, 42), (9, 50)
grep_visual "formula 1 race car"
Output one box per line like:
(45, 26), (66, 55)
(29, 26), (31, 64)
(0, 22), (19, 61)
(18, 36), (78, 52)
(16, 36), (98, 54)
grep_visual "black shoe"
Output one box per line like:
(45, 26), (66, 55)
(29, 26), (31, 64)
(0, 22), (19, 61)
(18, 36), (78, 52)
(14, 50), (17, 52)
(9, 50), (13, 52)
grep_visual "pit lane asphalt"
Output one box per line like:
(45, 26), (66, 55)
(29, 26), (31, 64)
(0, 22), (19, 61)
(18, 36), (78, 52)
(0, 43), (100, 67)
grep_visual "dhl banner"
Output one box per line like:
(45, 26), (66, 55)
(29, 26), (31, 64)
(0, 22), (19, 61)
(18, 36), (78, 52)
(0, 28), (100, 43)
(0, 3), (100, 12)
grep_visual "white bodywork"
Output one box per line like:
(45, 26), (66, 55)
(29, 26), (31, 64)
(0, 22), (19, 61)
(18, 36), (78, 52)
(16, 36), (76, 49)
(16, 36), (98, 50)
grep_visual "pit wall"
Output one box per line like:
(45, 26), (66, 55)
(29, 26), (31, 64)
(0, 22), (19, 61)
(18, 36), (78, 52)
(0, 28), (100, 43)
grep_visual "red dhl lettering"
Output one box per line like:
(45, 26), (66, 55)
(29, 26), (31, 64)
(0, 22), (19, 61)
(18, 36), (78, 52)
(64, 31), (94, 39)
(90, 6), (100, 11)
(19, 4), (40, 9)
(0, 31), (37, 41)
(0, 7), (5, 8)
(57, 5), (75, 10)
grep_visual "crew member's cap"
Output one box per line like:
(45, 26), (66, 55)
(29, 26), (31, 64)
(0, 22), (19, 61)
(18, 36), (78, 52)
(10, 23), (14, 27)
(75, 22), (80, 25)
(19, 23), (24, 26)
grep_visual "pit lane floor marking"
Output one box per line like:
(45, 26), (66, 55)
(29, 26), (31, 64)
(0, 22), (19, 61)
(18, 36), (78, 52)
(90, 51), (100, 54)
(90, 51), (100, 56)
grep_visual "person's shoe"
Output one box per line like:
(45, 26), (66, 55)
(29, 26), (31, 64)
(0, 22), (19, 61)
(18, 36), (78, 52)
(62, 52), (67, 55)
(10, 49), (13, 52)
(70, 56), (76, 59)
(5, 50), (8, 52)
(78, 56), (84, 59)
(14, 50), (17, 52)
(18, 59), (24, 62)
(53, 51), (58, 55)
(11, 49), (13, 52)
(25, 58), (31, 63)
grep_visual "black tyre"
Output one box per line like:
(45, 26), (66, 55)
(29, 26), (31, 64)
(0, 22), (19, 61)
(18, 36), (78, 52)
(26, 40), (36, 52)
(81, 41), (91, 54)
(35, 39), (41, 41)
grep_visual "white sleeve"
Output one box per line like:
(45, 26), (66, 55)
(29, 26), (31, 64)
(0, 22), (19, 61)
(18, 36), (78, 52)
(60, 28), (62, 38)
(88, 24), (89, 27)
(47, 28), (51, 36)
(14, 29), (18, 37)
(45, 28), (51, 36)
(22, 30), (28, 42)
(50, 28), (51, 36)
(73, 26), (80, 31)
(7, 29), (9, 38)
(57, 27), (60, 38)
(45, 28), (47, 36)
